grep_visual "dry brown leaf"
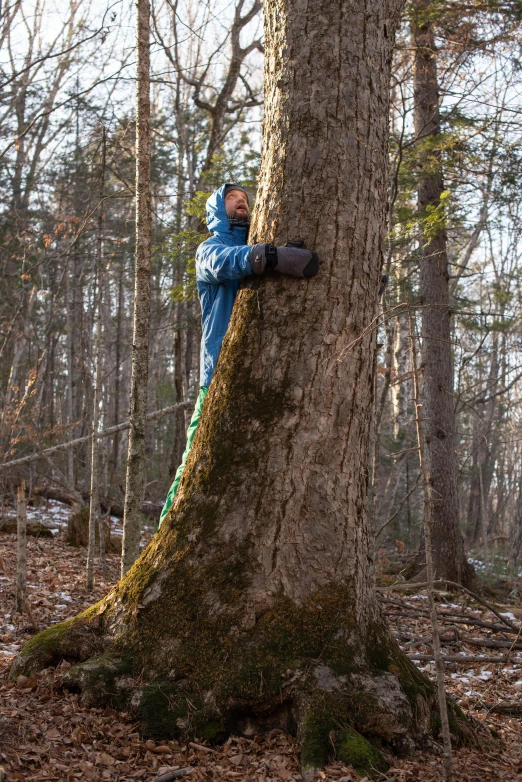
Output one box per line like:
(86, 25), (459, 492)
(2, 514), (522, 782)
(97, 751), (117, 765)
(45, 727), (60, 739)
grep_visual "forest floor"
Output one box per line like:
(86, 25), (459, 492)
(1, 501), (522, 781)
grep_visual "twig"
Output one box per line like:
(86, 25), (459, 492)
(155, 768), (194, 781)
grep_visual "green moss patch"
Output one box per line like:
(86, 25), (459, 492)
(337, 726), (389, 778)
(298, 692), (389, 778)
(367, 625), (434, 708)
(13, 602), (106, 677)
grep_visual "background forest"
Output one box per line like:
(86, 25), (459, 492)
(1, 0), (522, 580)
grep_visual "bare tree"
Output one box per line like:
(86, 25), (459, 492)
(87, 126), (107, 590)
(152, 0), (262, 181)
(121, 0), (152, 576)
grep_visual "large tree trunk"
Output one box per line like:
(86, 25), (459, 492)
(411, 0), (474, 586)
(14, 0), (458, 774)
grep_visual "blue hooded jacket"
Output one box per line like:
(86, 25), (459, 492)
(196, 184), (253, 387)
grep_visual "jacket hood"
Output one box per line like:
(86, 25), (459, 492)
(206, 183), (250, 236)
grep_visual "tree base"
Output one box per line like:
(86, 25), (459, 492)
(11, 580), (479, 778)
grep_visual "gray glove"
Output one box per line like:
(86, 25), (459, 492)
(250, 242), (320, 278)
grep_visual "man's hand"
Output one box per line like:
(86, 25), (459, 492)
(250, 243), (320, 278)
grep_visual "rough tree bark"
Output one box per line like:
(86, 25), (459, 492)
(411, 0), (474, 586)
(13, 0), (464, 775)
(121, 0), (152, 576)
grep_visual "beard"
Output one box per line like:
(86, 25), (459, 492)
(227, 207), (250, 227)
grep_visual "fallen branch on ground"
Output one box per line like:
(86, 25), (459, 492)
(407, 654), (510, 663)
(396, 633), (522, 651)
(489, 702), (522, 716)
(381, 604), (520, 635)
(0, 400), (193, 472)
(378, 580), (521, 633)
(155, 768), (194, 781)
(32, 483), (162, 520)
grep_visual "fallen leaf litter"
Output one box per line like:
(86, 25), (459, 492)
(1, 501), (522, 780)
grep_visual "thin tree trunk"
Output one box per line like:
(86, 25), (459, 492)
(391, 311), (411, 440)
(369, 308), (394, 529)
(412, 0), (473, 586)
(409, 310), (453, 781)
(87, 127), (107, 590)
(168, 305), (186, 479)
(66, 258), (76, 486)
(101, 243), (113, 499)
(467, 334), (499, 544)
(121, 0), (152, 576)
(111, 266), (124, 489)
(15, 481), (27, 613)
(509, 478), (522, 571)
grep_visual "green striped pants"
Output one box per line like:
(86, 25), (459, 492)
(159, 386), (208, 526)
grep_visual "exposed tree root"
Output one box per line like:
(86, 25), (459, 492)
(12, 571), (483, 778)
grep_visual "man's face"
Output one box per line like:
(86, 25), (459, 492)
(224, 189), (250, 220)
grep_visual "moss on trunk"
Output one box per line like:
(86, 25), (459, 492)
(13, 558), (473, 772)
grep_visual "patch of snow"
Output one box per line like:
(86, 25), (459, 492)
(500, 611), (517, 622)
(26, 498), (72, 529)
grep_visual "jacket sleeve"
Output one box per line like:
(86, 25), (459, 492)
(196, 237), (253, 284)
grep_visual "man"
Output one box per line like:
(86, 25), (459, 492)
(159, 183), (320, 525)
